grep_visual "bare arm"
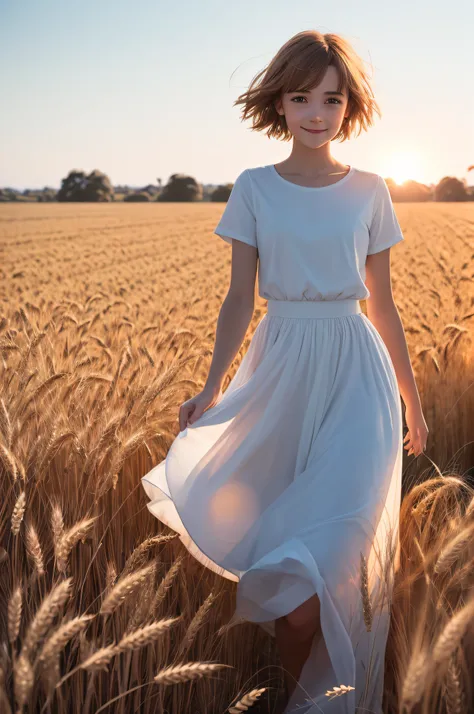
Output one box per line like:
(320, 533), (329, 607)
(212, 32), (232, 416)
(365, 247), (429, 455)
(365, 248), (420, 409)
(203, 239), (258, 395)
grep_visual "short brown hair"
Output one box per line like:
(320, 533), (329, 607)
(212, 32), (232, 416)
(233, 30), (381, 143)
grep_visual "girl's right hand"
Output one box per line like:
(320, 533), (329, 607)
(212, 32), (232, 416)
(178, 386), (223, 432)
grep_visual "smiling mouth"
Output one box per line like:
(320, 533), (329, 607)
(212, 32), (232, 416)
(303, 127), (327, 133)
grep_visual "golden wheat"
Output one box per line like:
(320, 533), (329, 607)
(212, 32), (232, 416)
(8, 585), (22, 645)
(431, 595), (474, 670)
(121, 533), (178, 577)
(153, 554), (184, 608)
(55, 516), (97, 573)
(79, 645), (119, 671)
(37, 614), (95, 669)
(11, 491), (26, 535)
(400, 647), (431, 712)
(444, 649), (464, 714)
(228, 687), (267, 712)
(176, 591), (218, 658)
(114, 617), (180, 654)
(434, 521), (474, 574)
(1, 201), (473, 713)
(25, 522), (45, 577)
(153, 661), (231, 685)
(359, 552), (373, 632)
(21, 578), (73, 659)
(99, 561), (157, 615)
(13, 653), (34, 710)
(325, 684), (356, 699)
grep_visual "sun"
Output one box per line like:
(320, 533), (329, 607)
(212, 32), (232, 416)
(387, 152), (422, 185)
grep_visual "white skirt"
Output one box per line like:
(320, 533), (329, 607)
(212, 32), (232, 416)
(141, 298), (403, 714)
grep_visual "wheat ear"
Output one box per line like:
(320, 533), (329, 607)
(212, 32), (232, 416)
(153, 661), (230, 685)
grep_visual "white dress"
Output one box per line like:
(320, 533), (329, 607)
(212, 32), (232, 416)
(141, 164), (405, 714)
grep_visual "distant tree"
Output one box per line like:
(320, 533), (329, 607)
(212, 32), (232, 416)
(211, 184), (233, 202)
(434, 177), (469, 202)
(157, 174), (202, 202)
(386, 179), (432, 202)
(0, 189), (13, 202)
(124, 191), (151, 202)
(142, 184), (159, 196)
(57, 169), (114, 202)
(37, 188), (57, 202)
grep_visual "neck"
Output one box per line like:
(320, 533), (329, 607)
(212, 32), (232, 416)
(282, 141), (343, 175)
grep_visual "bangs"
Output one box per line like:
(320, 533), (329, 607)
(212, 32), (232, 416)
(278, 48), (348, 97)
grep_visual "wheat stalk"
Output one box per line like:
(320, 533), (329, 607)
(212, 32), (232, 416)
(105, 561), (117, 593)
(432, 595), (474, 669)
(176, 591), (217, 658)
(100, 562), (156, 615)
(325, 684), (355, 700)
(153, 661), (230, 685)
(11, 491), (26, 535)
(0, 442), (17, 481)
(121, 534), (178, 577)
(21, 578), (72, 659)
(153, 555), (183, 608)
(50, 502), (64, 555)
(0, 663), (12, 714)
(25, 522), (45, 577)
(0, 397), (12, 446)
(114, 617), (180, 654)
(13, 653), (34, 710)
(126, 576), (156, 632)
(37, 614), (95, 669)
(434, 522), (474, 574)
(79, 645), (119, 672)
(359, 552), (373, 632)
(8, 585), (22, 644)
(228, 687), (267, 712)
(444, 649), (464, 714)
(55, 516), (97, 572)
(400, 647), (431, 712)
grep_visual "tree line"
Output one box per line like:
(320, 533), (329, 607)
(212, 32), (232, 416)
(1, 167), (474, 203)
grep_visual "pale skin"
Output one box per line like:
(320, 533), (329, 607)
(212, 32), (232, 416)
(179, 65), (429, 706)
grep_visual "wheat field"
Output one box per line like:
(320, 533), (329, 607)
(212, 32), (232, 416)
(1, 201), (474, 714)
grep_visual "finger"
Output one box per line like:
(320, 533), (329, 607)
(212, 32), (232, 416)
(188, 409), (201, 426)
(180, 405), (191, 431)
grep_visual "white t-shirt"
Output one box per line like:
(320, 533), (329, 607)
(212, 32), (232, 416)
(214, 164), (405, 302)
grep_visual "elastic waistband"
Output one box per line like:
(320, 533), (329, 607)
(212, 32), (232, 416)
(266, 299), (362, 318)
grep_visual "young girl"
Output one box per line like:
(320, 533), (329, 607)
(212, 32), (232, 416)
(141, 30), (429, 714)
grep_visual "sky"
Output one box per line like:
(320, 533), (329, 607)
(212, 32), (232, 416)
(1, 0), (473, 191)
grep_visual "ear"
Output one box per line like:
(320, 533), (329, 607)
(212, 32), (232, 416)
(274, 97), (283, 116)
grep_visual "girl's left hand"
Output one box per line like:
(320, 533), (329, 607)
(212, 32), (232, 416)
(403, 404), (429, 457)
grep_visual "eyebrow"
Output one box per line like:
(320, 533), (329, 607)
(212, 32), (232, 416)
(291, 90), (345, 96)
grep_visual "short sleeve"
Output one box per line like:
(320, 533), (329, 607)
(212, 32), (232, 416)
(214, 169), (257, 248)
(367, 176), (405, 255)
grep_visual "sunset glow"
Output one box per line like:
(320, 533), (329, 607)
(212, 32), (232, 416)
(387, 152), (423, 185)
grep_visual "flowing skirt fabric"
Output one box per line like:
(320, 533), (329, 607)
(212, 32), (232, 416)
(141, 298), (403, 714)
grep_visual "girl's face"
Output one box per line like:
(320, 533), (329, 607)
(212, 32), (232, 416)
(274, 65), (350, 146)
